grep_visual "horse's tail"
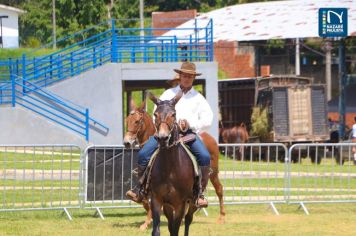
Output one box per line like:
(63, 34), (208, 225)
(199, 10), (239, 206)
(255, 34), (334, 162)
(234, 126), (242, 143)
(239, 123), (250, 141)
(235, 125), (249, 143)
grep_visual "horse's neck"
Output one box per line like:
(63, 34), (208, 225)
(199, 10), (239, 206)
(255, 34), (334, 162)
(170, 125), (180, 145)
(157, 143), (182, 174)
(137, 113), (155, 146)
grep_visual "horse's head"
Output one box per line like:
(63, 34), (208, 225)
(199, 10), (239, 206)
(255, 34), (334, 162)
(148, 91), (183, 147)
(124, 99), (146, 148)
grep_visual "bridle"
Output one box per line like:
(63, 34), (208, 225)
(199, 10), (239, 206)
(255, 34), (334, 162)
(154, 110), (179, 149)
(126, 110), (144, 143)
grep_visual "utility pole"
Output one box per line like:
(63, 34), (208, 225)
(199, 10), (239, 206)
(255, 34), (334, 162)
(324, 39), (332, 101)
(295, 38), (300, 76)
(140, 0), (144, 37)
(338, 38), (346, 140)
(0, 15), (8, 48)
(52, 0), (56, 49)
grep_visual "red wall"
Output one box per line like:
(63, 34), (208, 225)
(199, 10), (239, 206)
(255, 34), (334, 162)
(328, 112), (356, 129)
(152, 11), (264, 78)
(214, 40), (256, 78)
(152, 10), (197, 36)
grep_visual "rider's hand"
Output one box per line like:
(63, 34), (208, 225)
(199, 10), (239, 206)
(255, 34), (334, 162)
(178, 119), (190, 133)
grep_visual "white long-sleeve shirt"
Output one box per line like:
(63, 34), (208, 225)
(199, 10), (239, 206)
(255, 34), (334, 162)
(158, 85), (213, 133)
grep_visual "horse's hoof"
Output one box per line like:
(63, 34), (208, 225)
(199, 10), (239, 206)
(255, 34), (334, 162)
(217, 216), (225, 224)
(139, 224), (148, 231)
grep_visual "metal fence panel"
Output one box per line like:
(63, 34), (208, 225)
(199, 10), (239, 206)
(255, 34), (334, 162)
(288, 143), (356, 204)
(0, 145), (81, 216)
(82, 145), (140, 210)
(2, 142), (355, 218)
(213, 143), (289, 206)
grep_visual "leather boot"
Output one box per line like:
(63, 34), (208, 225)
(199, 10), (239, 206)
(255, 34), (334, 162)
(197, 166), (210, 208)
(126, 165), (146, 203)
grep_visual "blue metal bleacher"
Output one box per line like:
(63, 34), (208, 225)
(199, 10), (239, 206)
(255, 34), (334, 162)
(0, 18), (213, 141)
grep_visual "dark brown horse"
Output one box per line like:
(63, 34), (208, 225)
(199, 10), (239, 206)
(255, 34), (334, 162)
(124, 99), (225, 230)
(148, 91), (196, 236)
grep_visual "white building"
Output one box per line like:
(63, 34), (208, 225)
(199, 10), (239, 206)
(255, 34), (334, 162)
(0, 4), (25, 48)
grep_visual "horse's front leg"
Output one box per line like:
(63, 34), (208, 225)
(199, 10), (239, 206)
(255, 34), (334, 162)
(151, 196), (162, 236)
(140, 198), (153, 231)
(184, 204), (196, 236)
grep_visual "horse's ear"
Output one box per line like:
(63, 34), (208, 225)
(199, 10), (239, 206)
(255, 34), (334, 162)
(147, 91), (161, 105)
(129, 98), (137, 111)
(139, 99), (146, 111)
(170, 90), (183, 106)
(240, 122), (246, 128)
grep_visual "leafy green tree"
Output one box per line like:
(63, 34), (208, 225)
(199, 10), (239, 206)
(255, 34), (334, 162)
(13, 0), (279, 47)
(19, 0), (52, 46)
(111, 0), (140, 28)
(0, 0), (24, 6)
(75, 0), (107, 26)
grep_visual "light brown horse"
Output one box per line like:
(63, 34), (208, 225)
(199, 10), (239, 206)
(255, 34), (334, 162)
(220, 123), (249, 159)
(124, 99), (225, 230)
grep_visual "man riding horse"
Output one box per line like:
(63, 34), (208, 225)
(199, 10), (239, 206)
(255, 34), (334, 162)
(126, 61), (212, 208)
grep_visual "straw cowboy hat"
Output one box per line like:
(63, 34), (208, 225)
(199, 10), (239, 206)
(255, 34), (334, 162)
(173, 61), (202, 76)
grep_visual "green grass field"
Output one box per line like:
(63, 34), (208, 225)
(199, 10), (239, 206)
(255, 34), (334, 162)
(0, 204), (355, 236)
(0, 148), (355, 209)
(0, 48), (57, 61)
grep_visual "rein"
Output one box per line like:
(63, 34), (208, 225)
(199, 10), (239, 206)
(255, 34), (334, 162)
(127, 111), (144, 140)
(155, 121), (180, 149)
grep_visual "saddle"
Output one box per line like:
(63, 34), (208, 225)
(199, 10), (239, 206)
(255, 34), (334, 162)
(141, 133), (199, 196)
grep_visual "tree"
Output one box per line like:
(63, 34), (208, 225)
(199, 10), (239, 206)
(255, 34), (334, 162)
(75, 0), (107, 26)
(15, 0), (279, 47)
(111, 0), (140, 28)
(20, 0), (53, 46)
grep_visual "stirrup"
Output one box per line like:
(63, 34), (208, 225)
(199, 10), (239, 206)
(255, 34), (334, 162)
(126, 188), (144, 204)
(196, 195), (208, 208)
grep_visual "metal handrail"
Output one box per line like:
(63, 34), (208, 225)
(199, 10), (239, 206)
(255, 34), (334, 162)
(0, 18), (213, 83)
(11, 77), (109, 141)
(0, 18), (213, 139)
(24, 80), (109, 132)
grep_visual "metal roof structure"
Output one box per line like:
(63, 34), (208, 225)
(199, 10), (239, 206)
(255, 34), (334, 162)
(163, 0), (356, 42)
(0, 4), (25, 14)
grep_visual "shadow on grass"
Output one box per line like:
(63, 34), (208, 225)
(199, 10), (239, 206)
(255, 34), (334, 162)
(74, 210), (148, 219)
(112, 221), (168, 228)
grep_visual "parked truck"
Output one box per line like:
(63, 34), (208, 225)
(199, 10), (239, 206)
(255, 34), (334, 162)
(218, 75), (329, 163)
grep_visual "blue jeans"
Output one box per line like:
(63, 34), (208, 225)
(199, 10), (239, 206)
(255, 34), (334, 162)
(138, 133), (210, 167)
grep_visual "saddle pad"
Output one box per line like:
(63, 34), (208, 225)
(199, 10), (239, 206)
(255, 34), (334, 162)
(147, 142), (199, 177)
(179, 140), (199, 177)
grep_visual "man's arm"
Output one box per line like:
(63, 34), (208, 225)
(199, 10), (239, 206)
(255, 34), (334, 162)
(190, 94), (213, 133)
